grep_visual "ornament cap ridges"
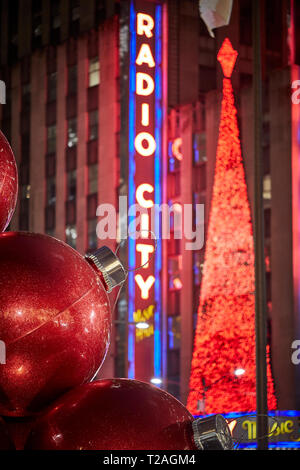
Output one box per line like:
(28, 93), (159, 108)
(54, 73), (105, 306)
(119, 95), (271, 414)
(85, 246), (126, 293)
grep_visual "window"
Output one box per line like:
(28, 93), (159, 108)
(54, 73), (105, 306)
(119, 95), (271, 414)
(239, 0), (252, 46)
(88, 219), (98, 251)
(95, 0), (106, 27)
(50, 0), (61, 43)
(66, 200), (76, 225)
(168, 256), (182, 291)
(67, 170), (77, 201)
(88, 164), (98, 194)
(67, 118), (78, 148)
(32, 0), (42, 49)
(263, 175), (271, 201)
(51, 0), (60, 29)
(168, 315), (181, 351)
(46, 178), (56, 206)
(264, 208), (271, 239)
(46, 154), (56, 178)
(70, 0), (80, 36)
(87, 193), (98, 219)
(21, 83), (31, 110)
(19, 199), (29, 231)
(167, 315), (180, 399)
(66, 147), (77, 171)
(193, 192), (205, 228)
(193, 132), (207, 165)
(87, 139), (98, 164)
(20, 184), (31, 200)
(45, 205), (55, 232)
(21, 134), (30, 163)
(88, 110), (98, 141)
(65, 225), (77, 249)
(199, 66), (216, 93)
(47, 125), (56, 154)
(47, 72), (57, 102)
(262, 121), (270, 175)
(265, 0), (282, 52)
(89, 58), (100, 87)
(8, 0), (19, 63)
(193, 251), (203, 286)
(71, 0), (80, 21)
(68, 65), (77, 95)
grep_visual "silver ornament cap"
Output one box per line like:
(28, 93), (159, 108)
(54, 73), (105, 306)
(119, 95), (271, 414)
(86, 246), (127, 293)
(192, 414), (233, 450)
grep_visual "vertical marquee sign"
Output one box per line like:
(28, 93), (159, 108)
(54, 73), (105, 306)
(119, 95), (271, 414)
(128, 0), (164, 382)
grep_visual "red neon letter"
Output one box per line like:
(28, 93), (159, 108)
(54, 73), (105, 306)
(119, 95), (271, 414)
(136, 72), (154, 96)
(137, 13), (154, 38)
(135, 274), (155, 299)
(141, 103), (149, 126)
(136, 183), (154, 208)
(136, 43), (155, 68)
(135, 132), (156, 157)
(137, 244), (155, 268)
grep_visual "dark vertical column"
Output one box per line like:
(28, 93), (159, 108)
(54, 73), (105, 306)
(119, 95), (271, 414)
(253, 0), (268, 450)
(271, 68), (296, 409)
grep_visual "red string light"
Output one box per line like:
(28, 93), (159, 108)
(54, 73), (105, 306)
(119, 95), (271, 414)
(187, 39), (277, 415)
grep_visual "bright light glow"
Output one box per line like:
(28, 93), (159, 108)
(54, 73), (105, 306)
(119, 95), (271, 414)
(136, 321), (150, 330)
(172, 137), (183, 161)
(150, 377), (162, 385)
(141, 103), (150, 126)
(137, 13), (154, 38)
(227, 420), (237, 434)
(135, 274), (155, 299)
(136, 72), (154, 96)
(173, 277), (183, 290)
(137, 243), (154, 268)
(136, 43), (155, 68)
(234, 368), (246, 377)
(136, 183), (154, 208)
(135, 132), (156, 157)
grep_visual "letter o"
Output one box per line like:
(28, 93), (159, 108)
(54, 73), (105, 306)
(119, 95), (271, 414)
(135, 132), (156, 157)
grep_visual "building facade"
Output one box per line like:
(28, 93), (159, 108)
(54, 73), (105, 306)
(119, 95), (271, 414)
(0, 0), (299, 415)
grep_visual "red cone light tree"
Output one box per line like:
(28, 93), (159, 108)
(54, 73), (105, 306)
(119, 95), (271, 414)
(187, 38), (276, 415)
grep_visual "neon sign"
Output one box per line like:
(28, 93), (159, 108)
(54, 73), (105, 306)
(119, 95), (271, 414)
(128, 1), (163, 382)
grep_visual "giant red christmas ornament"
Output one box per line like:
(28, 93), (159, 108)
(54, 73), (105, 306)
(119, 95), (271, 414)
(187, 38), (277, 415)
(0, 232), (126, 417)
(25, 379), (197, 450)
(0, 130), (18, 232)
(0, 417), (15, 450)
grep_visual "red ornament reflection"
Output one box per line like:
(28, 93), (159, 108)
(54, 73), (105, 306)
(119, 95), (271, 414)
(0, 232), (111, 417)
(25, 379), (197, 450)
(0, 130), (18, 232)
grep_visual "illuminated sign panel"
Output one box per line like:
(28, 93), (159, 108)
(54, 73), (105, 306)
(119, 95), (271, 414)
(128, 0), (163, 382)
(194, 411), (300, 449)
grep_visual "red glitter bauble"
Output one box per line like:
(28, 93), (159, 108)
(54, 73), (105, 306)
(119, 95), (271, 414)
(25, 379), (197, 450)
(0, 130), (18, 232)
(0, 232), (111, 417)
(0, 417), (15, 450)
